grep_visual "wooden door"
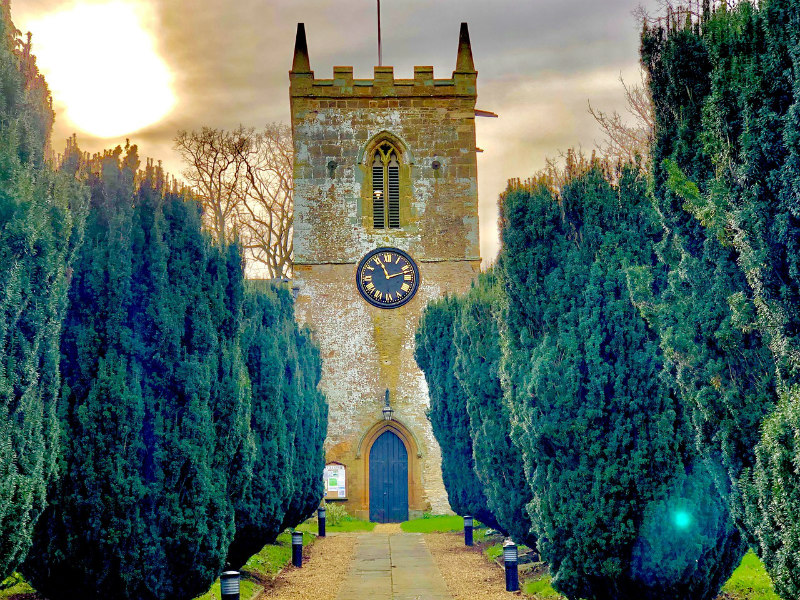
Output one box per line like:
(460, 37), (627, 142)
(369, 430), (409, 523)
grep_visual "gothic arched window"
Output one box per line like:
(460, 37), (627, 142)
(371, 142), (401, 229)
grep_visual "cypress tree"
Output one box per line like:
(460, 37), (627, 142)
(280, 323), (327, 530)
(0, 4), (86, 578)
(642, 2), (800, 595)
(228, 284), (305, 567)
(639, 6), (779, 542)
(499, 165), (744, 600)
(453, 270), (534, 545)
(295, 325), (328, 522)
(415, 297), (499, 529)
(22, 149), (251, 600)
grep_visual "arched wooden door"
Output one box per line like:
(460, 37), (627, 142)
(369, 430), (409, 523)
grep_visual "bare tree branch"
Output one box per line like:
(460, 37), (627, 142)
(174, 124), (294, 278)
(588, 70), (655, 172)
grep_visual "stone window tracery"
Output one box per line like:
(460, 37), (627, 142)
(371, 142), (401, 229)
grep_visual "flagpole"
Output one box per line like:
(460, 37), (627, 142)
(377, 0), (382, 66)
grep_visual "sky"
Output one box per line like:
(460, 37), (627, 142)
(14, 0), (661, 265)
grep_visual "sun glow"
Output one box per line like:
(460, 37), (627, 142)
(25, 1), (176, 139)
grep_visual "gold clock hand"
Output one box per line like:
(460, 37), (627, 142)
(376, 259), (390, 277)
(385, 271), (405, 279)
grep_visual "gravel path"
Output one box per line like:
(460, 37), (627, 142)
(255, 533), (358, 600)
(425, 532), (524, 599)
(372, 523), (403, 535)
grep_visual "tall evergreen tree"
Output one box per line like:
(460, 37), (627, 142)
(499, 165), (744, 600)
(416, 297), (499, 529)
(642, 2), (800, 595)
(280, 323), (327, 530)
(639, 5), (779, 541)
(453, 270), (534, 546)
(228, 284), (326, 568)
(227, 287), (289, 567)
(22, 148), (252, 600)
(0, 4), (86, 578)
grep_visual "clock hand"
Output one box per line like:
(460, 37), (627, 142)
(385, 271), (405, 279)
(376, 259), (390, 278)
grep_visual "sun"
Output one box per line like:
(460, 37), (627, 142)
(24, 1), (176, 139)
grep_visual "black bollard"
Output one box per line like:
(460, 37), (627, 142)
(503, 539), (519, 592)
(318, 506), (326, 537)
(464, 515), (474, 547)
(220, 571), (240, 600)
(292, 531), (303, 568)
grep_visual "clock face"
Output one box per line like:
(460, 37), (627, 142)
(356, 247), (420, 309)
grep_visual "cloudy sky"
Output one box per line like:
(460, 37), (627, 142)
(14, 0), (660, 264)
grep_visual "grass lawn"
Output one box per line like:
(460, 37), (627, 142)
(517, 549), (779, 600)
(0, 573), (36, 598)
(296, 517), (375, 534)
(524, 574), (564, 599)
(400, 514), (465, 533)
(194, 530), (315, 600)
(720, 550), (780, 600)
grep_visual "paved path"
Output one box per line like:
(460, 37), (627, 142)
(335, 532), (452, 600)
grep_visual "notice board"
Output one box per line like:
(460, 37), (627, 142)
(324, 462), (346, 499)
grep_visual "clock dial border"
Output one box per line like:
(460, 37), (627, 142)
(355, 247), (420, 309)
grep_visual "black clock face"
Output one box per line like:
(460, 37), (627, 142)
(356, 248), (420, 309)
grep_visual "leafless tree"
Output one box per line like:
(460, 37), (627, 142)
(237, 124), (293, 279)
(174, 127), (248, 248)
(174, 124), (293, 278)
(588, 71), (655, 171)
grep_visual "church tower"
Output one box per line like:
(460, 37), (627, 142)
(290, 22), (481, 521)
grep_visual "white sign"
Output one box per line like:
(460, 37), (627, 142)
(324, 463), (346, 499)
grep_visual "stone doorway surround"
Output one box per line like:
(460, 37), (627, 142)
(357, 419), (425, 521)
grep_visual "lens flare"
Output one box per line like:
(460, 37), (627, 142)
(673, 510), (692, 529)
(24, 1), (176, 139)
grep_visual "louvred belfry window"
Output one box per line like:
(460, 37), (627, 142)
(372, 142), (401, 229)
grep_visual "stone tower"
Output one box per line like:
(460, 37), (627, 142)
(290, 22), (481, 520)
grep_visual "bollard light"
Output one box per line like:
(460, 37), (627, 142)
(292, 531), (304, 568)
(220, 571), (240, 600)
(464, 515), (474, 547)
(318, 506), (327, 537)
(503, 539), (519, 592)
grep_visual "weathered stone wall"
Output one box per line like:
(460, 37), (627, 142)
(291, 65), (480, 264)
(290, 25), (481, 518)
(294, 260), (479, 517)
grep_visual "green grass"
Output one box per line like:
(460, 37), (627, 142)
(523, 574), (564, 599)
(194, 530), (315, 600)
(0, 573), (36, 598)
(484, 543), (503, 561)
(400, 514), (465, 533)
(197, 577), (261, 600)
(721, 550), (780, 600)
(516, 550), (779, 600)
(296, 518), (375, 534)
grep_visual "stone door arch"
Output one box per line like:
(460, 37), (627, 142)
(358, 419), (424, 521)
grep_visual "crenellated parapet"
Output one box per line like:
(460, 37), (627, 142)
(289, 22), (477, 99)
(290, 65), (476, 98)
